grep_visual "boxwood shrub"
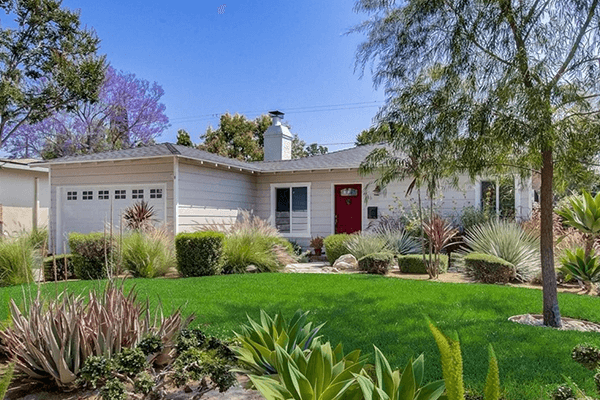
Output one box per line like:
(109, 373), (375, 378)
(324, 234), (352, 264)
(43, 254), (74, 281)
(463, 252), (515, 284)
(175, 232), (225, 277)
(397, 254), (448, 274)
(68, 233), (116, 280)
(358, 252), (394, 275)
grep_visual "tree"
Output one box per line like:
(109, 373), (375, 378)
(199, 113), (324, 160)
(8, 66), (169, 158)
(355, 123), (393, 146)
(176, 129), (194, 147)
(0, 0), (105, 152)
(353, 0), (600, 327)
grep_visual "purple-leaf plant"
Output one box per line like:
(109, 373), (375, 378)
(7, 66), (169, 159)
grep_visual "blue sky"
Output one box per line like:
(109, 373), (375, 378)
(59, 0), (385, 152)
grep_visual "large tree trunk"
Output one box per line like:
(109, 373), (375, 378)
(540, 148), (561, 327)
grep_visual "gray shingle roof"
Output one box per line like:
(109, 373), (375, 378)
(36, 143), (381, 173)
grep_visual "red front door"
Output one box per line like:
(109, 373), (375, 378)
(335, 184), (362, 234)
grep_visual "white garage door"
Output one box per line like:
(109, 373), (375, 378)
(56, 184), (167, 253)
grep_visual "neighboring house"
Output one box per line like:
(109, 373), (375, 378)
(38, 112), (533, 253)
(0, 159), (49, 236)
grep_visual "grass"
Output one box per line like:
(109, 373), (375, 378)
(1, 274), (600, 399)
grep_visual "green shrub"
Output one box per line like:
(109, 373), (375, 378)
(324, 234), (352, 264)
(137, 334), (163, 356)
(0, 237), (37, 286)
(173, 347), (236, 391)
(463, 252), (515, 284)
(79, 355), (112, 389)
(43, 254), (74, 281)
(114, 347), (146, 376)
(461, 220), (539, 282)
(176, 328), (207, 353)
(68, 232), (116, 280)
(175, 231), (224, 277)
(358, 252), (395, 275)
(134, 371), (154, 395)
(121, 230), (175, 278)
(398, 254), (448, 274)
(100, 377), (127, 400)
(552, 385), (575, 400)
(572, 344), (600, 370)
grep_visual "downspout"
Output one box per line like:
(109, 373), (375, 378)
(33, 177), (39, 230)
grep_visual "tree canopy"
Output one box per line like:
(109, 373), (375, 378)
(176, 129), (194, 147)
(198, 113), (327, 161)
(353, 0), (600, 327)
(7, 66), (169, 158)
(0, 0), (105, 151)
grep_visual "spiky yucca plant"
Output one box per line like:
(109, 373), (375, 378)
(377, 227), (421, 255)
(123, 200), (156, 231)
(0, 282), (192, 388)
(462, 220), (540, 282)
(346, 233), (390, 260)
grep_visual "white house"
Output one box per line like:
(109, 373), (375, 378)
(38, 111), (533, 253)
(0, 159), (49, 236)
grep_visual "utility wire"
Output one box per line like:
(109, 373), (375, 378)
(169, 101), (383, 123)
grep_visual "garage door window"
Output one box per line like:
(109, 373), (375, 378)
(82, 191), (93, 200)
(115, 190), (126, 199)
(67, 191), (77, 201)
(132, 189), (144, 199)
(98, 190), (109, 200)
(150, 189), (162, 199)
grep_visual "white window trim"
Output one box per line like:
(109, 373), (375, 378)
(270, 182), (311, 238)
(330, 182), (364, 235)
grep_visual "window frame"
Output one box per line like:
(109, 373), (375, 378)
(270, 183), (311, 238)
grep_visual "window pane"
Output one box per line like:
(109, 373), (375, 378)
(276, 188), (290, 212)
(292, 187), (307, 211)
(276, 188), (290, 232)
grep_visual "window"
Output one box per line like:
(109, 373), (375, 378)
(67, 191), (77, 201)
(480, 178), (515, 218)
(115, 190), (126, 200)
(274, 185), (309, 234)
(82, 191), (93, 200)
(150, 188), (163, 199)
(132, 189), (144, 199)
(98, 190), (109, 200)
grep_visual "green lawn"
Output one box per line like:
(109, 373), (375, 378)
(1, 274), (600, 399)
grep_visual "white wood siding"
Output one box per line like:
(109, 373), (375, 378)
(49, 158), (174, 252)
(255, 170), (479, 247)
(177, 160), (258, 232)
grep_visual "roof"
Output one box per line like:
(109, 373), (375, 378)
(0, 158), (48, 173)
(35, 143), (382, 173)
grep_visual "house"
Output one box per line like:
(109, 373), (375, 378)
(0, 159), (49, 236)
(38, 111), (533, 253)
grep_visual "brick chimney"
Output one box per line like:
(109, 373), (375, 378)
(264, 110), (292, 161)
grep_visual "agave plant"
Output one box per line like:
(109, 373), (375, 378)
(355, 347), (445, 400)
(123, 200), (156, 231)
(461, 220), (540, 282)
(0, 282), (193, 388)
(560, 247), (600, 293)
(232, 309), (325, 375)
(557, 190), (600, 256)
(249, 342), (365, 400)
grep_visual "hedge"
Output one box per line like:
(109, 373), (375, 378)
(43, 254), (74, 281)
(175, 232), (225, 277)
(397, 254), (448, 274)
(324, 234), (352, 264)
(463, 252), (515, 284)
(358, 252), (395, 275)
(68, 233), (116, 280)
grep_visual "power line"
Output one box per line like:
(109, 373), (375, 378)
(169, 101), (383, 123)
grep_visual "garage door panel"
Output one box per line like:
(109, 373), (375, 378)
(59, 184), (166, 249)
